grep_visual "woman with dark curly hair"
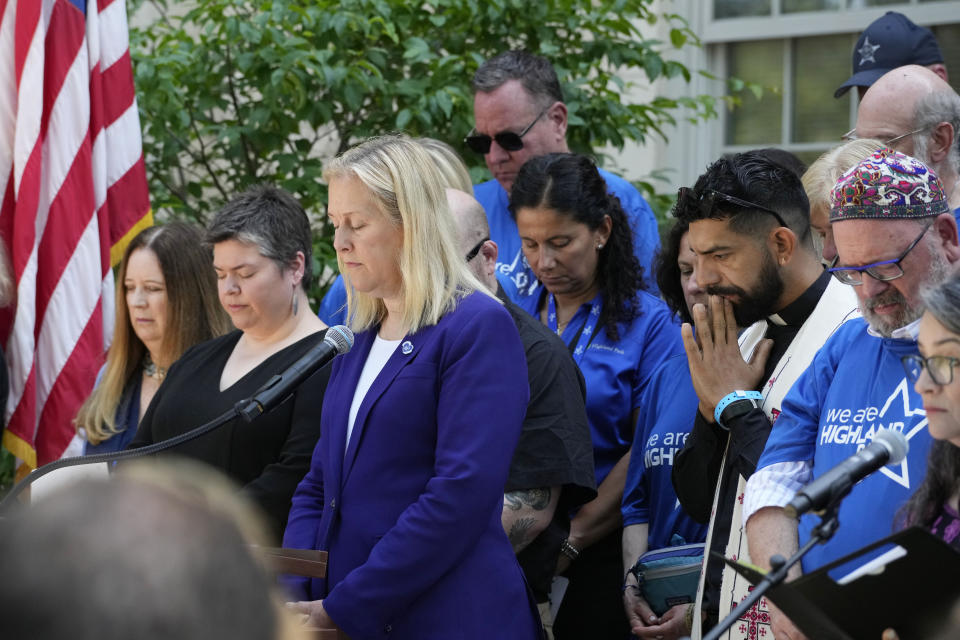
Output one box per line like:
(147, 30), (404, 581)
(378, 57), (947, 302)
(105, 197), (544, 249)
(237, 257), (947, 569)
(510, 152), (683, 639)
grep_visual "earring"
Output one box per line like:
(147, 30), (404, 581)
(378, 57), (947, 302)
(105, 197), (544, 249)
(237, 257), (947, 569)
(292, 288), (299, 316)
(597, 243), (604, 250)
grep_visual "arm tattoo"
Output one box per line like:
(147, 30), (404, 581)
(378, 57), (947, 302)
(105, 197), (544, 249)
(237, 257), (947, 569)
(508, 516), (538, 552)
(504, 487), (552, 512)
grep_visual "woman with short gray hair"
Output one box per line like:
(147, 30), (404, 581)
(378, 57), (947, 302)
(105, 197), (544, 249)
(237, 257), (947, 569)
(130, 185), (331, 538)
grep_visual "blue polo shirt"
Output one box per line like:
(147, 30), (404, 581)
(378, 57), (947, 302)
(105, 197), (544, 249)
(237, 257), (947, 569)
(518, 290), (683, 486)
(622, 354), (707, 549)
(475, 168), (661, 304)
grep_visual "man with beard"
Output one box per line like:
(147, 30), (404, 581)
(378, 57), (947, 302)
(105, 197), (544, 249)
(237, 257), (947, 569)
(742, 149), (958, 640)
(669, 151), (860, 638)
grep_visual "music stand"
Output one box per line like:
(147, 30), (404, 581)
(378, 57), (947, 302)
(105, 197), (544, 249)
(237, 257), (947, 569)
(723, 527), (960, 639)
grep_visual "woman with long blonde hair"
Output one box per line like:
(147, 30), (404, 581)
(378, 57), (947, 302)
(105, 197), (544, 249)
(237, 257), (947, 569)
(283, 135), (541, 639)
(76, 222), (229, 453)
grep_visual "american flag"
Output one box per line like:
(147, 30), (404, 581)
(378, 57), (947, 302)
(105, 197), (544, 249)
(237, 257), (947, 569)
(0, 0), (151, 471)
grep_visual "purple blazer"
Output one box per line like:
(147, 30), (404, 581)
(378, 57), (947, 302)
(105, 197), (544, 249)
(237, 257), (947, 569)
(282, 291), (542, 640)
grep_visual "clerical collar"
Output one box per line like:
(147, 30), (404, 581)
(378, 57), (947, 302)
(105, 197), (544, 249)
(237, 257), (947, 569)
(766, 270), (831, 328)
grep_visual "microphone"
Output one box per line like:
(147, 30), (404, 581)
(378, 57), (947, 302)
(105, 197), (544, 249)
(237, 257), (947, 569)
(236, 325), (354, 422)
(784, 429), (908, 519)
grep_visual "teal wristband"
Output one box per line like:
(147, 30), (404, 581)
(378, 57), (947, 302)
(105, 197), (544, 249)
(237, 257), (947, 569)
(713, 390), (763, 425)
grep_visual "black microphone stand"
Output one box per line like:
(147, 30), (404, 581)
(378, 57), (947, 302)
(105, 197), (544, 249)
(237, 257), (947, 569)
(695, 506), (840, 640)
(0, 396), (260, 513)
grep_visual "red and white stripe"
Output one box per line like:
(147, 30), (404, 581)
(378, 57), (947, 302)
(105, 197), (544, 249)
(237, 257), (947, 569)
(0, 0), (150, 469)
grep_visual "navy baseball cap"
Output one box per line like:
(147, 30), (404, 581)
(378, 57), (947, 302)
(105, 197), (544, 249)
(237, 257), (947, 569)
(834, 12), (944, 98)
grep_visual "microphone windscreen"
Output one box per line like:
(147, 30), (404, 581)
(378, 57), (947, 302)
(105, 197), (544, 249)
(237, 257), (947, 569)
(874, 428), (909, 464)
(325, 325), (355, 355)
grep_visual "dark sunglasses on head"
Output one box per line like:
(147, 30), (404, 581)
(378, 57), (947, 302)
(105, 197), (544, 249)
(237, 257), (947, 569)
(465, 108), (547, 155)
(677, 187), (788, 228)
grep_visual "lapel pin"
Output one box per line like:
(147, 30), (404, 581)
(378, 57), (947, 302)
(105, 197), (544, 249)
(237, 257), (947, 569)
(401, 340), (413, 355)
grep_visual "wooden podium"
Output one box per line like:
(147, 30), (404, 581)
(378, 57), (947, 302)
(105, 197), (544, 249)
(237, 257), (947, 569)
(255, 547), (349, 640)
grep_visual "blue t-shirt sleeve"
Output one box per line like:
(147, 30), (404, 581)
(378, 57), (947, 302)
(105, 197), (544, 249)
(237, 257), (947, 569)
(631, 298), (683, 409)
(757, 322), (859, 470)
(318, 275), (348, 326)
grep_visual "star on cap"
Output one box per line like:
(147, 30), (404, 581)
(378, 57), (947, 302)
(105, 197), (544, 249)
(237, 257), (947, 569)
(858, 36), (880, 66)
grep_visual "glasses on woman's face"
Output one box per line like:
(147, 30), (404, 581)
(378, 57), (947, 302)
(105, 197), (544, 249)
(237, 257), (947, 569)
(464, 109), (547, 155)
(676, 187), (788, 228)
(827, 224), (929, 286)
(902, 353), (960, 386)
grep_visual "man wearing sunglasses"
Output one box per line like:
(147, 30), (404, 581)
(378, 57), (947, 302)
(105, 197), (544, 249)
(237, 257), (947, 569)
(850, 65), (960, 223)
(469, 51), (660, 303)
(668, 151), (859, 638)
(744, 148), (959, 640)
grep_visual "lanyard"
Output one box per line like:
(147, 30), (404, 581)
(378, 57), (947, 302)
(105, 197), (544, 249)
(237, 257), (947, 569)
(547, 293), (603, 365)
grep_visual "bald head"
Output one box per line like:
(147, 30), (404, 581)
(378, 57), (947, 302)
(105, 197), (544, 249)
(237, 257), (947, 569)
(856, 65), (960, 208)
(446, 188), (498, 293)
(857, 66), (941, 149)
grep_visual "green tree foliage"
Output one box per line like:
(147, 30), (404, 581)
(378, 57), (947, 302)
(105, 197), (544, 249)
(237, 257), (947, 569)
(132, 0), (726, 300)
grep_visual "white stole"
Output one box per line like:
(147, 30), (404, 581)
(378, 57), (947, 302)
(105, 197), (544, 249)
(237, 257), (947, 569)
(690, 277), (860, 639)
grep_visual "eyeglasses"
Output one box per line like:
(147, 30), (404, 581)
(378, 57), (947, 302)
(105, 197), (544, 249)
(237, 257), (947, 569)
(841, 125), (929, 147)
(465, 109), (547, 155)
(901, 353), (960, 386)
(827, 224), (929, 285)
(465, 236), (489, 262)
(676, 187), (788, 228)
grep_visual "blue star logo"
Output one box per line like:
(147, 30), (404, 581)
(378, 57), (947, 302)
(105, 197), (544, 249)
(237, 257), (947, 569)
(877, 378), (926, 488)
(858, 37), (880, 66)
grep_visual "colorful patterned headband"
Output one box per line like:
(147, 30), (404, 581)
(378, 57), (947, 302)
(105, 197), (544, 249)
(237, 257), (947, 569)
(829, 147), (949, 222)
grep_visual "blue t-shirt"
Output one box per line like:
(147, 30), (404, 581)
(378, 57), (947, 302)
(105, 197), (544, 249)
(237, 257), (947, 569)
(757, 318), (932, 573)
(622, 354), (707, 550)
(318, 276), (348, 326)
(518, 290), (683, 486)
(474, 168), (661, 304)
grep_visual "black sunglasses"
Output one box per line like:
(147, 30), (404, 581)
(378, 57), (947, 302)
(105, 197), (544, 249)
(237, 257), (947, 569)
(677, 187), (788, 228)
(465, 237), (489, 262)
(465, 108), (547, 155)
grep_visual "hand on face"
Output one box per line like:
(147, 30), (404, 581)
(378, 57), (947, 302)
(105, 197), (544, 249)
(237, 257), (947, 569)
(681, 295), (773, 421)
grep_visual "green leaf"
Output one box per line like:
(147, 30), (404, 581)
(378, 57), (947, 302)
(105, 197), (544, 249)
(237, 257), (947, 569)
(402, 37), (430, 62)
(669, 28), (686, 48)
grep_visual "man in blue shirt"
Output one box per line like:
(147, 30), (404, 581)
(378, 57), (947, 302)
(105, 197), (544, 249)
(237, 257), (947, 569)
(469, 50), (661, 302)
(744, 148), (960, 640)
(318, 52), (660, 324)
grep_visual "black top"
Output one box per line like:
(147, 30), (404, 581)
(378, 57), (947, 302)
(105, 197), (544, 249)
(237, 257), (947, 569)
(501, 289), (598, 601)
(672, 271), (830, 616)
(129, 329), (331, 538)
